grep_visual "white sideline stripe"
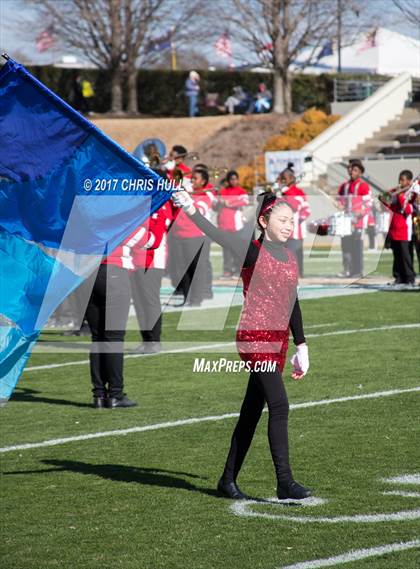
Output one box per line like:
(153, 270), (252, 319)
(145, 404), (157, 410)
(231, 501), (420, 523)
(383, 474), (420, 485)
(383, 491), (420, 498)
(1, 386), (419, 454)
(305, 322), (420, 338)
(25, 323), (420, 373)
(277, 539), (420, 569)
(226, 323), (338, 330)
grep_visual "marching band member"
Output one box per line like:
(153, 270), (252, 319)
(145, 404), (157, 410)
(379, 170), (415, 287)
(129, 202), (173, 354)
(277, 167), (310, 277)
(87, 219), (164, 408)
(172, 189), (311, 501)
(411, 188), (420, 276)
(171, 167), (213, 306)
(337, 159), (372, 278)
(217, 170), (249, 278)
(165, 145), (192, 181)
(192, 163), (217, 298)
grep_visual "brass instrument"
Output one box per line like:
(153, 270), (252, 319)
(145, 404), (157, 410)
(414, 213), (420, 240)
(133, 138), (166, 168)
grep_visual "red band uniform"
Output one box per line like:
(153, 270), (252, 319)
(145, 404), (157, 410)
(281, 184), (310, 277)
(383, 188), (415, 285)
(86, 218), (163, 402)
(337, 177), (372, 276)
(128, 202), (172, 349)
(217, 184), (249, 275)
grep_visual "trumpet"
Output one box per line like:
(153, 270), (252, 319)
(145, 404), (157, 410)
(402, 174), (420, 209)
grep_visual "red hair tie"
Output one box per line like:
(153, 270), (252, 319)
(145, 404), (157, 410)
(260, 197), (289, 216)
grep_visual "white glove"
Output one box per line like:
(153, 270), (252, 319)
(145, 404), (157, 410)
(290, 343), (309, 379)
(172, 190), (196, 215)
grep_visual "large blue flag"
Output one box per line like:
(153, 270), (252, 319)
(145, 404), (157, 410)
(0, 57), (171, 403)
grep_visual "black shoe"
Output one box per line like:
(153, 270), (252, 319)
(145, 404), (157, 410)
(107, 395), (138, 408)
(217, 477), (248, 500)
(277, 480), (312, 500)
(92, 396), (107, 409)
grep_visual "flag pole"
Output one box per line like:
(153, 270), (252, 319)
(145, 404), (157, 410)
(171, 41), (177, 71)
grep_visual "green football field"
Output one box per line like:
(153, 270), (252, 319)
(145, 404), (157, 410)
(1, 291), (419, 569)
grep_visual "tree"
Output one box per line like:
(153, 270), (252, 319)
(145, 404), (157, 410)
(220, 0), (361, 114)
(29, 0), (198, 114)
(391, 0), (420, 26)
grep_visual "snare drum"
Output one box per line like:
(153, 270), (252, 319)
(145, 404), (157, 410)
(328, 213), (353, 237)
(376, 212), (390, 234)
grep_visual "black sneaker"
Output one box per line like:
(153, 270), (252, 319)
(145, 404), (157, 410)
(107, 396), (138, 408)
(92, 396), (107, 409)
(217, 477), (248, 500)
(277, 480), (312, 500)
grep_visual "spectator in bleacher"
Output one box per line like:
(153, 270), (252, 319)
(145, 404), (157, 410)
(250, 83), (272, 114)
(223, 86), (251, 115)
(217, 170), (249, 278)
(185, 71), (200, 118)
(337, 159), (372, 278)
(379, 170), (416, 287)
(277, 167), (310, 277)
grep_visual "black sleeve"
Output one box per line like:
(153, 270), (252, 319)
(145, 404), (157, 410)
(289, 298), (306, 345)
(189, 209), (258, 267)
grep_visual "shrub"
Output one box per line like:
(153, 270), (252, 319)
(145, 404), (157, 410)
(263, 108), (339, 151)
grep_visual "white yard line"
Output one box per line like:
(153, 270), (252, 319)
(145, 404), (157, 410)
(1, 386), (419, 454)
(277, 540), (420, 569)
(26, 323), (420, 372)
(305, 323), (420, 338)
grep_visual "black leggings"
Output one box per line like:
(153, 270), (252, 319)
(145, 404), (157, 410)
(222, 368), (292, 484)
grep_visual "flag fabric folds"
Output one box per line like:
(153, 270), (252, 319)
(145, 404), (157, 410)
(0, 57), (171, 403)
(215, 32), (232, 60)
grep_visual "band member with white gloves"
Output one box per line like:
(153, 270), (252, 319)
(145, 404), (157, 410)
(172, 188), (311, 501)
(337, 159), (372, 278)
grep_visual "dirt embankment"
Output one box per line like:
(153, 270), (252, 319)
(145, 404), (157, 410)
(92, 115), (242, 155)
(195, 113), (294, 169)
(92, 113), (292, 170)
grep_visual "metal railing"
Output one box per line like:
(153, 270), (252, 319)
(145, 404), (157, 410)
(333, 78), (388, 102)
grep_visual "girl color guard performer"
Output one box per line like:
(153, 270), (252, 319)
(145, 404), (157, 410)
(172, 189), (311, 500)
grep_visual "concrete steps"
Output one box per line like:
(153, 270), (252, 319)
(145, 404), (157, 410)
(350, 107), (420, 157)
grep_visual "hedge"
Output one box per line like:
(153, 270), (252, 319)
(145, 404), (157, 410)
(25, 65), (389, 116)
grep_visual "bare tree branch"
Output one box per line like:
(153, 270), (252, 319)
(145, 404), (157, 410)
(26, 0), (200, 113)
(391, 0), (420, 26)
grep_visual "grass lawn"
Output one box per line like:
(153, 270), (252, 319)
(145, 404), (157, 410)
(1, 292), (419, 569)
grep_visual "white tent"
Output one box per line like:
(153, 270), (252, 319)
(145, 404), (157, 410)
(292, 28), (420, 77)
